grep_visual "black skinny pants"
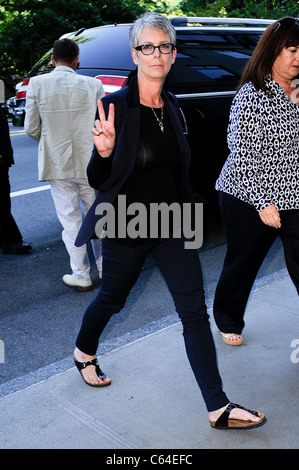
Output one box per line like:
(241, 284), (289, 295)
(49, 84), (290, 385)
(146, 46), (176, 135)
(214, 192), (299, 334)
(76, 235), (229, 412)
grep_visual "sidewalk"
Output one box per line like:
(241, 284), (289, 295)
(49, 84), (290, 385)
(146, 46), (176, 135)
(0, 270), (298, 450)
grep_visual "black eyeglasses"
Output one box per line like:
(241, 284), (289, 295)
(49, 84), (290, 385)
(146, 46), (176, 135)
(134, 43), (175, 55)
(273, 17), (299, 32)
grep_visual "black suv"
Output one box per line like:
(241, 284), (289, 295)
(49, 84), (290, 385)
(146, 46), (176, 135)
(13, 17), (272, 198)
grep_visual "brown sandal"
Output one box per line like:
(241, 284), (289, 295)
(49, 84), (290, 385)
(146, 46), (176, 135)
(210, 403), (266, 430)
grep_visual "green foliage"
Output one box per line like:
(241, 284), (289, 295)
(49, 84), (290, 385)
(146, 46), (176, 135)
(180, 0), (299, 18)
(0, 0), (145, 75)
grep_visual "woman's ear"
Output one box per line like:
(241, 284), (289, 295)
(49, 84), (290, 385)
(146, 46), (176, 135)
(131, 48), (138, 65)
(171, 47), (177, 64)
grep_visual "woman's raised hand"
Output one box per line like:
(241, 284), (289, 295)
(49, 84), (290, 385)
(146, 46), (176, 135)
(92, 100), (115, 158)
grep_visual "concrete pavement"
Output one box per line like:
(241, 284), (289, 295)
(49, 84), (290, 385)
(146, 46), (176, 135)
(0, 268), (298, 450)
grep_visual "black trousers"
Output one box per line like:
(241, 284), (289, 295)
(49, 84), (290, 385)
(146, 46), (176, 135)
(213, 192), (299, 334)
(0, 165), (22, 246)
(76, 235), (229, 412)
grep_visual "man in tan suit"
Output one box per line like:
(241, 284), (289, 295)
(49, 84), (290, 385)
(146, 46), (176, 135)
(25, 38), (104, 291)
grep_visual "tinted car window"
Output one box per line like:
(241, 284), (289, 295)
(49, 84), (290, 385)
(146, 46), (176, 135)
(169, 30), (263, 94)
(75, 25), (134, 69)
(29, 24), (134, 77)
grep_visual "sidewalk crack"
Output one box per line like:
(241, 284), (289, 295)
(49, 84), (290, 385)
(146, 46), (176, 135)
(48, 391), (138, 449)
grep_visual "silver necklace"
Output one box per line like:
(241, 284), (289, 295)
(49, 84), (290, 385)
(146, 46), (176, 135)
(140, 95), (164, 132)
(150, 106), (164, 132)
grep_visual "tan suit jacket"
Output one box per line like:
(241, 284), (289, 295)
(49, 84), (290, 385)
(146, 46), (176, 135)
(25, 66), (104, 181)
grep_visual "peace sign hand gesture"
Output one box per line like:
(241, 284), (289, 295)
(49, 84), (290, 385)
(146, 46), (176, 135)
(92, 100), (115, 158)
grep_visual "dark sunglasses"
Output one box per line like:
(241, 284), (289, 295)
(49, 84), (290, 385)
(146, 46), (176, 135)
(273, 17), (299, 32)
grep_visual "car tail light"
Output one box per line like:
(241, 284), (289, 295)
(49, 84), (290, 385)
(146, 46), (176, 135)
(15, 75), (127, 100)
(95, 75), (127, 95)
(16, 78), (30, 98)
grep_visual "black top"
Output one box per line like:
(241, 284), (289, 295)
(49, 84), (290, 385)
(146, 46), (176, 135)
(112, 104), (183, 244)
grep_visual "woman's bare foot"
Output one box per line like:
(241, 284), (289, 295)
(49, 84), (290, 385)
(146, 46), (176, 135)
(74, 347), (111, 386)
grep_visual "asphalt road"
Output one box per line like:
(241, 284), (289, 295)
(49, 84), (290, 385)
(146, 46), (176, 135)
(0, 124), (286, 396)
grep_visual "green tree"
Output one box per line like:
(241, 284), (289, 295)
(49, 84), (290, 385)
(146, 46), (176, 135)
(0, 0), (145, 75)
(180, 0), (299, 18)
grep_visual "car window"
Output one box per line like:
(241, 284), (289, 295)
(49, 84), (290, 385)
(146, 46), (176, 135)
(29, 24), (134, 77)
(168, 30), (263, 94)
(74, 25), (134, 69)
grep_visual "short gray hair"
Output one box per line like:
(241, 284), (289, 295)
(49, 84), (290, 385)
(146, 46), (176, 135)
(129, 12), (176, 48)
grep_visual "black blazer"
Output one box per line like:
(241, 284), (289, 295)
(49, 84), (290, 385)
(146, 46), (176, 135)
(0, 107), (14, 168)
(75, 76), (196, 247)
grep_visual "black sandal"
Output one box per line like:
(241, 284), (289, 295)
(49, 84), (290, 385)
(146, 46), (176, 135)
(74, 358), (111, 387)
(210, 402), (266, 430)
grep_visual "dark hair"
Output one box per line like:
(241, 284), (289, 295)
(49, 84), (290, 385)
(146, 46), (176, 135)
(52, 38), (79, 63)
(238, 16), (299, 92)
